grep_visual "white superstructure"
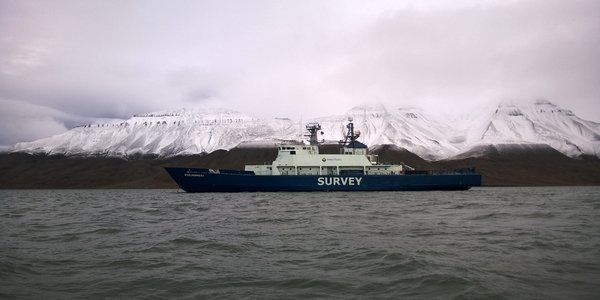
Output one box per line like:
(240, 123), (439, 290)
(245, 120), (409, 176)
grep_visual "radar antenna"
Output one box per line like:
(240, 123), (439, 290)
(305, 123), (322, 145)
(339, 117), (361, 147)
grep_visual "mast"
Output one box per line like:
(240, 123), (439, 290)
(304, 123), (322, 145)
(340, 117), (360, 147)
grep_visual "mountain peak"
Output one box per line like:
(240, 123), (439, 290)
(534, 98), (554, 106)
(495, 99), (576, 118)
(348, 103), (390, 114)
(10, 100), (600, 159)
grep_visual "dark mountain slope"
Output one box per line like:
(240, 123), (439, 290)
(1, 143), (599, 188)
(440, 144), (600, 186)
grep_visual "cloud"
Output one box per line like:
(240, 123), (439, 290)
(323, 0), (600, 115)
(0, 0), (599, 145)
(0, 98), (77, 145)
(0, 97), (129, 146)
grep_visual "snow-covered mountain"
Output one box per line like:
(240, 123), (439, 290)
(313, 104), (460, 159)
(10, 100), (600, 159)
(11, 108), (299, 156)
(448, 100), (600, 158)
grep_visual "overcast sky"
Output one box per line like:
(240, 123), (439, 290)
(1, 0), (599, 145)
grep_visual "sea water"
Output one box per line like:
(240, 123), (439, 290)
(1, 187), (599, 299)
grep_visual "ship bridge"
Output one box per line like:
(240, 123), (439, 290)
(244, 120), (401, 176)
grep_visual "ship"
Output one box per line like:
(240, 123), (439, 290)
(165, 119), (481, 192)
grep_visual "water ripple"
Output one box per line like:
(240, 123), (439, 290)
(1, 187), (599, 299)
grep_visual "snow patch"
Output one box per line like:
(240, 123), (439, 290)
(10, 100), (600, 159)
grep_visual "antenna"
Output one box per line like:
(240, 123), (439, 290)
(339, 117), (358, 148)
(305, 123), (322, 145)
(298, 114), (303, 140)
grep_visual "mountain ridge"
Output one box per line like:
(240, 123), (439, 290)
(9, 100), (600, 160)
